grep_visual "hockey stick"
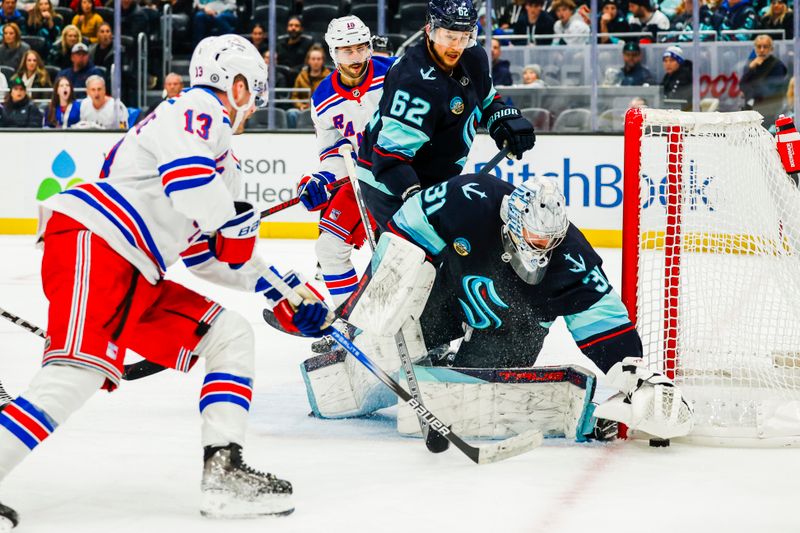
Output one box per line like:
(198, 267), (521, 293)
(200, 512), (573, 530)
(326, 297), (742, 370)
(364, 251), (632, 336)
(261, 267), (542, 464)
(259, 176), (350, 219)
(478, 146), (512, 178)
(338, 144), (449, 453)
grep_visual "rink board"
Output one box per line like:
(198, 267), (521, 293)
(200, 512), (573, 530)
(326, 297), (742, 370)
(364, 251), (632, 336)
(0, 131), (625, 247)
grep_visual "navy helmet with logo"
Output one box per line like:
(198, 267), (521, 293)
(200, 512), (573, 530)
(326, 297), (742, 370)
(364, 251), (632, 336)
(428, 0), (478, 32)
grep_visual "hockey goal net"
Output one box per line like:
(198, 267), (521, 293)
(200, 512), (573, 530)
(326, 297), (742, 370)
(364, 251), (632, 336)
(622, 108), (800, 445)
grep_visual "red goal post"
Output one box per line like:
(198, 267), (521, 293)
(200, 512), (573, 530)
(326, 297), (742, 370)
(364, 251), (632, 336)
(621, 107), (800, 446)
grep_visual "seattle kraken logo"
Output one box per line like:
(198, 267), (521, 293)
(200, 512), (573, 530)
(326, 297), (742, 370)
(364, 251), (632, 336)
(458, 276), (509, 329)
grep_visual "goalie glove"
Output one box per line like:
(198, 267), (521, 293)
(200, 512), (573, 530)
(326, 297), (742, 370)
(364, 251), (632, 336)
(258, 269), (331, 337)
(594, 357), (694, 440)
(486, 107), (536, 160)
(297, 171), (335, 211)
(209, 201), (260, 264)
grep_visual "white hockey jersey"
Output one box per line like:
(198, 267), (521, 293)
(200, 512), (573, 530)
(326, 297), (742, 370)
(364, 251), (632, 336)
(311, 55), (396, 177)
(42, 87), (272, 291)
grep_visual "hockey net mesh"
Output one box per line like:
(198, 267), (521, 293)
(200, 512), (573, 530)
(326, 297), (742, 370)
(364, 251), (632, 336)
(631, 109), (800, 442)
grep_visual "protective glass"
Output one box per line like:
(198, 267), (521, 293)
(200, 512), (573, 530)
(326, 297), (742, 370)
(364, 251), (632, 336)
(428, 26), (477, 49)
(335, 43), (372, 66)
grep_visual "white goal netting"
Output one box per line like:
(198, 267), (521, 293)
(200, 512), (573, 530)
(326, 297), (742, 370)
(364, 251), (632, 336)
(626, 109), (800, 444)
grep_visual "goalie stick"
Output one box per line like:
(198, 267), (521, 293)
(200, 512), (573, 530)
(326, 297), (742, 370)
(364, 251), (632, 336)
(261, 261), (544, 465)
(338, 144), (450, 454)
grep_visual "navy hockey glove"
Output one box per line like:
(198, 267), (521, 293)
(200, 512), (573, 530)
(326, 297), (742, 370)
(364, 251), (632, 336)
(291, 302), (329, 337)
(210, 201), (260, 264)
(486, 107), (536, 160)
(297, 171), (335, 211)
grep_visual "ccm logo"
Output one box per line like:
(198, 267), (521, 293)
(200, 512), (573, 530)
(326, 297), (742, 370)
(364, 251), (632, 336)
(408, 399), (451, 435)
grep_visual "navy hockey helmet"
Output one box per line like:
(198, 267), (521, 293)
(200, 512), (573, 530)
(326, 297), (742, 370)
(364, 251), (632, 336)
(427, 0), (478, 33)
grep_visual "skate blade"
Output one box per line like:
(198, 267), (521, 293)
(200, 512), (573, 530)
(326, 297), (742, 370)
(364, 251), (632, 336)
(200, 490), (294, 518)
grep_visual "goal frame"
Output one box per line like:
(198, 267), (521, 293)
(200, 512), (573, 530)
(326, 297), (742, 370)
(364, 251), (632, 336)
(620, 107), (800, 446)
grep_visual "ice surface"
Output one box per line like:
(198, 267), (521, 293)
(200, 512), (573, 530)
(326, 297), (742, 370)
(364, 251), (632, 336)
(0, 236), (796, 533)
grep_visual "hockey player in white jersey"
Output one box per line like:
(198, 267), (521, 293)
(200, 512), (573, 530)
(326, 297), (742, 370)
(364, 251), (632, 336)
(295, 16), (395, 352)
(0, 35), (330, 529)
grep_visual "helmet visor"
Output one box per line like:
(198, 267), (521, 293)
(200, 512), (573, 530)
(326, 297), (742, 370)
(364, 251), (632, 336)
(334, 42), (372, 67)
(428, 26), (477, 50)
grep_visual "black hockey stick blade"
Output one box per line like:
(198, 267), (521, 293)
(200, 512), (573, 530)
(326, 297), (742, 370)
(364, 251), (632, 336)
(122, 359), (174, 381)
(262, 308), (305, 337)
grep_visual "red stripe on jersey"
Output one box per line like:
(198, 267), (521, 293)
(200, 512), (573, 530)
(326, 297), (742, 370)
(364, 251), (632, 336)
(3, 404), (50, 442)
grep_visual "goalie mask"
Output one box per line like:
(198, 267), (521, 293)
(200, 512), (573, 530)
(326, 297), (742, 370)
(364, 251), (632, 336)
(500, 178), (568, 285)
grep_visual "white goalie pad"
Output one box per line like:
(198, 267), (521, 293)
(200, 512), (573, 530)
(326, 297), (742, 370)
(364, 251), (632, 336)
(396, 366), (598, 441)
(344, 233), (436, 336)
(300, 318), (427, 418)
(594, 357), (694, 440)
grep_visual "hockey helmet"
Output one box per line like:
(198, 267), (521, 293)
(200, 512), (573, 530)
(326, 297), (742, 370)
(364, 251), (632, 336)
(500, 178), (568, 285)
(189, 35), (268, 130)
(325, 16), (372, 68)
(427, 0), (478, 49)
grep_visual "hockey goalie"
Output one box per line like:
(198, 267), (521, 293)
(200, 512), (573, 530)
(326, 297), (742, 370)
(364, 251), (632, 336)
(300, 173), (695, 443)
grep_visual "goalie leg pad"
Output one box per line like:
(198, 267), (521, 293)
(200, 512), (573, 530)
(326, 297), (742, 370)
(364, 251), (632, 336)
(593, 357), (694, 440)
(301, 318), (427, 418)
(396, 366), (597, 441)
(342, 233), (435, 336)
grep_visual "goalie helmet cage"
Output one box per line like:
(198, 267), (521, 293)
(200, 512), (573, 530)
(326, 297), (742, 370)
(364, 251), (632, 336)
(621, 108), (800, 446)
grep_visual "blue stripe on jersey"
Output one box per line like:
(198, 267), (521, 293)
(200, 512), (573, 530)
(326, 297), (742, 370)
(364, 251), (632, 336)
(482, 86), (498, 110)
(157, 155), (216, 174)
(377, 117), (429, 158)
(14, 396), (57, 432)
(563, 292), (632, 343)
(392, 195), (446, 256)
(323, 269), (357, 281)
(182, 251), (215, 267)
(204, 372), (253, 387)
(319, 137), (351, 158)
(97, 182), (167, 272)
(164, 176), (216, 197)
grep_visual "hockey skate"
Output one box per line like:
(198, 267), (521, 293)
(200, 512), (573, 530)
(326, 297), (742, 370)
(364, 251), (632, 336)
(0, 502), (18, 531)
(200, 444), (293, 518)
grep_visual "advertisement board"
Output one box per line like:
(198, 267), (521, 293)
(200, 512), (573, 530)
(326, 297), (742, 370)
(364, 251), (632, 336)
(0, 131), (626, 246)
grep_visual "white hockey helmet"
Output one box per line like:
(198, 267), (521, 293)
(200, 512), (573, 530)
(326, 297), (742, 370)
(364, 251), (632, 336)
(325, 15), (372, 68)
(189, 34), (268, 130)
(500, 178), (568, 285)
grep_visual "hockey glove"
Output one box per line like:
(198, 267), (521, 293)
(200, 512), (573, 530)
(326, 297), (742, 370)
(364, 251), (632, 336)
(209, 201), (260, 264)
(260, 269), (330, 337)
(486, 107), (536, 160)
(297, 171), (336, 211)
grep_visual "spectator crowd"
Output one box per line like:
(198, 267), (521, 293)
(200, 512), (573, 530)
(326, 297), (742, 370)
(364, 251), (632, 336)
(0, 0), (795, 129)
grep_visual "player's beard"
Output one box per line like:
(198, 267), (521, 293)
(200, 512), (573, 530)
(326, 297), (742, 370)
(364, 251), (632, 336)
(338, 62), (368, 86)
(426, 37), (463, 72)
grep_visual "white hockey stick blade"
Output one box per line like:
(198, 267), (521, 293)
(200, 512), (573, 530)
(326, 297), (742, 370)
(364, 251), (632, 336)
(475, 430), (544, 465)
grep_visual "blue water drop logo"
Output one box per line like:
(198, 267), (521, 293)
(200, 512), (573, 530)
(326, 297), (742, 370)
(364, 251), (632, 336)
(51, 150), (76, 179)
